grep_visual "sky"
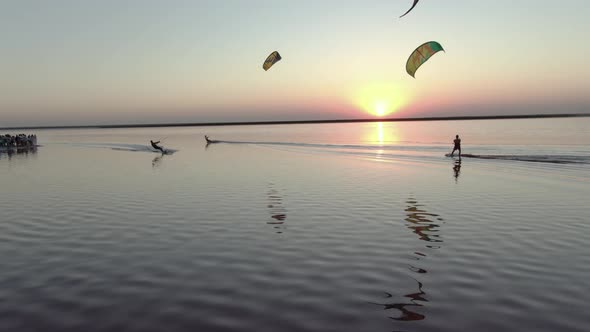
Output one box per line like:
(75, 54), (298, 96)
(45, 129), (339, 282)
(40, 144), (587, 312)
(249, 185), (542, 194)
(1, 0), (589, 127)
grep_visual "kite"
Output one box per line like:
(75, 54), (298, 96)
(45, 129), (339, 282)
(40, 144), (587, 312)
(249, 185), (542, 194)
(263, 51), (282, 71)
(400, 0), (419, 18)
(406, 41), (444, 78)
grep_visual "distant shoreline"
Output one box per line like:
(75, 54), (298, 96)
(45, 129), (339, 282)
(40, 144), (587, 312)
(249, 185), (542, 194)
(1, 113), (588, 131)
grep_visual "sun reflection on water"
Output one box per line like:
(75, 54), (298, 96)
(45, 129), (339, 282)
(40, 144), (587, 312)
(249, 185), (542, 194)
(363, 122), (400, 147)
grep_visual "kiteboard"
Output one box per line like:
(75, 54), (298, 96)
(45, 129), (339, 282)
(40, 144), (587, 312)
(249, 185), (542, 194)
(205, 136), (220, 144)
(149, 148), (174, 155)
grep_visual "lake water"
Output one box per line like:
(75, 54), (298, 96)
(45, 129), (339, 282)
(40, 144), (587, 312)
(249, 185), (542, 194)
(1, 118), (589, 332)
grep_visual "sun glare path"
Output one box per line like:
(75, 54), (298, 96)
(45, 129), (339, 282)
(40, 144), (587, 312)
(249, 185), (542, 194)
(377, 122), (384, 143)
(362, 122), (399, 146)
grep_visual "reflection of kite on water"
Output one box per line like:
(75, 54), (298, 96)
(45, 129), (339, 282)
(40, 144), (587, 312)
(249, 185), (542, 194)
(263, 51), (282, 71)
(406, 41), (444, 78)
(400, 0), (419, 18)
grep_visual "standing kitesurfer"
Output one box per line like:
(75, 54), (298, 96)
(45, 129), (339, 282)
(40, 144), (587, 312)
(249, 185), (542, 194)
(150, 140), (164, 153)
(450, 135), (461, 157)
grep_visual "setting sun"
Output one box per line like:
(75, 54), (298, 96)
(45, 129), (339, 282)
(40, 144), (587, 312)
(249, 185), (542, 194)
(375, 102), (387, 116)
(353, 82), (411, 118)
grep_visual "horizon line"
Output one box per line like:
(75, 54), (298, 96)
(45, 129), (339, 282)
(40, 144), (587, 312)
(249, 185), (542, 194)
(1, 113), (588, 131)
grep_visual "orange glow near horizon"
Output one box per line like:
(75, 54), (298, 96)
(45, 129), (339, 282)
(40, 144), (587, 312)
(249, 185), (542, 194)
(353, 82), (411, 118)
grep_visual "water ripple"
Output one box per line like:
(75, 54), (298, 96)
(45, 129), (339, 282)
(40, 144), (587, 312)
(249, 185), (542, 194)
(1, 125), (589, 332)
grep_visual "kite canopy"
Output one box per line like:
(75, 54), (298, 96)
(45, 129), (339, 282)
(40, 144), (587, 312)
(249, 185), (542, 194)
(406, 41), (444, 78)
(400, 0), (419, 18)
(263, 51), (282, 71)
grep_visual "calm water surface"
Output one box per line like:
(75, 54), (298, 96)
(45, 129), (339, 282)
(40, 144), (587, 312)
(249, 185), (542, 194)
(1, 118), (589, 332)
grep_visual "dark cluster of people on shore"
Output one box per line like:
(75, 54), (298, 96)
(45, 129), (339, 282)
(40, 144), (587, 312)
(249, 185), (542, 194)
(0, 134), (37, 148)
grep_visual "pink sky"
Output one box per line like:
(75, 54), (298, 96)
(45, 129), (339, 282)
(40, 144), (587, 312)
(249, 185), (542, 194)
(1, 1), (588, 126)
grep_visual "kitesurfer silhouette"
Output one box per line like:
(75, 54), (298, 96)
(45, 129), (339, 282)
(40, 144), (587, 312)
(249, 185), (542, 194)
(150, 140), (164, 153)
(450, 135), (461, 158)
